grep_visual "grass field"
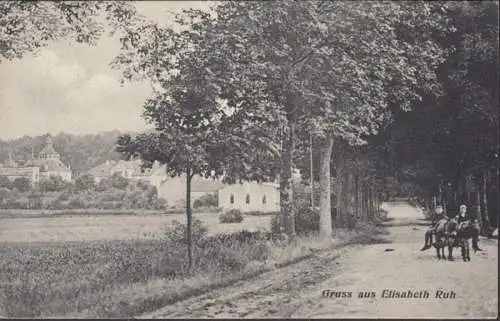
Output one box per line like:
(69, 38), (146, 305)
(0, 212), (273, 243)
(0, 208), (385, 318)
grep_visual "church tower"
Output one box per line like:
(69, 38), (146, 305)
(38, 134), (60, 160)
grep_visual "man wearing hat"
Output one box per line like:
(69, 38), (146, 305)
(455, 204), (482, 252)
(420, 205), (447, 251)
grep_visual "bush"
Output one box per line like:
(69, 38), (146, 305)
(75, 174), (95, 191)
(219, 209), (244, 223)
(246, 211), (280, 216)
(295, 206), (320, 234)
(162, 219), (208, 245)
(0, 187), (13, 205)
(270, 205), (320, 236)
(12, 177), (31, 193)
(193, 192), (218, 208)
(39, 176), (66, 193)
(0, 175), (12, 189)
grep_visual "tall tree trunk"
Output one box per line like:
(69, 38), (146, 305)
(186, 163), (193, 270)
(280, 121), (296, 240)
(319, 137), (334, 239)
(365, 182), (370, 220)
(334, 164), (344, 227)
(345, 171), (355, 228)
(475, 184), (483, 235)
(366, 182), (371, 220)
(361, 181), (366, 221)
(481, 170), (490, 232)
(368, 185), (373, 219)
(310, 132), (314, 208)
(354, 172), (360, 221)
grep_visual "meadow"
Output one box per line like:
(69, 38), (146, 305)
(0, 210), (386, 318)
(0, 212), (273, 243)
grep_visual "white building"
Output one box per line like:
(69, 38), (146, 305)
(0, 164), (40, 185)
(87, 159), (167, 187)
(156, 175), (225, 208)
(218, 182), (280, 213)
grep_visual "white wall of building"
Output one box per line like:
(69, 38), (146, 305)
(156, 177), (210, 208)
(218, 182), (280, 213)
(0, 166), (40, 184)
(40, 171), (72, 182)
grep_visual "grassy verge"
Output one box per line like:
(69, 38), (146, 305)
(0, 207), (221, 219)
(0, 220), (387, 318)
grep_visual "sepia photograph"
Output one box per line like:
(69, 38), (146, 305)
(0, 0), (498, 318)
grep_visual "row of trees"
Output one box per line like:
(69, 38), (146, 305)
(0, 173), (166, 210)
(110, 1), (461, 268)
(113, 0), (455, 242)
(365, 1), (499, 232)
(1, 1), (497, 267)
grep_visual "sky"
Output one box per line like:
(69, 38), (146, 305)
(0, 1), (212, 140)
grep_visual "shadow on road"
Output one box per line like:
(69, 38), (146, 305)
(355, 235), (393, 245)
(377, 221), (430, 227)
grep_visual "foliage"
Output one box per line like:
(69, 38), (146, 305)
(365, 1), (499, 227)
(193, 192), (218, 208)
(271, 201), (321, 236)
(0, 175), (12, 189)
(0, 187), (13, 204)
(11, 177), (31, 192)
(75, 174), (95, 191)
(39, 176), (67, 193)
(108, 172), (129, 190)
(0, 173), (166, 210)
(113, 1), (453, 238)
(0, 1), (142, 63)
(0, 131), (124, 174)
(219, 209), (244, 224)
(162, 219), (208, 245)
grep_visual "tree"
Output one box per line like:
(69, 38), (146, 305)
(0, 175), (11, 189)
(0, 1), (142, 63)
(108, 172), (129, 190)
(116, 92), (278, 268)
(12, 177), (31, 192)
(0, 187), (12, 206)
(170, 1), (452, 238)
(365, 1), (499, 232)
(113, 1), (453, 240)
(114, 5), (282, 267)
(0, 131), (123, 174)
(75, 173), (96, 191)
(40, 175), (66, 193)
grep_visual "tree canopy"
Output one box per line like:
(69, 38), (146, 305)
(0, 1), (141, 62)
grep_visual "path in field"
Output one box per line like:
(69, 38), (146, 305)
(139, 202), (498, 319)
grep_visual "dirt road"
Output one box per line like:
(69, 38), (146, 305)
(139, 202), (498, 319)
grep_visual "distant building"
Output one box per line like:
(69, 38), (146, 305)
(87, 159), (168, 188)
(88, 160), (226, 207)
(0, 161), (40, 184)
(156, 175), (225, 208)
(28, 135), (72, 182)
(0, 134), (72, 184)
(218, 182), (280, 213)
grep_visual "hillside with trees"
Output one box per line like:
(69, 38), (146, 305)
(0, 130), (125, 174)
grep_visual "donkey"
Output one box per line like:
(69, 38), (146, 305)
(433, 217), (460, 261)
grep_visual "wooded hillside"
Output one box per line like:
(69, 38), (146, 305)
(0, 130), (126, 174)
